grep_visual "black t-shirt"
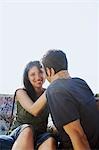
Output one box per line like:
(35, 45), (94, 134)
(46, 77), (99, 148)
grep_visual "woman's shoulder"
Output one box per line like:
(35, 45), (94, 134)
(16, 87), (26, 92)
(14, 88), (27, 99)
(15, 88), (26, 94)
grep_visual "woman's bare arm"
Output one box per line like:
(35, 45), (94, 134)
(16, 89), (47, 116)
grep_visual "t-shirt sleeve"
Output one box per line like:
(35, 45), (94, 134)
(46, 88), (80, 128)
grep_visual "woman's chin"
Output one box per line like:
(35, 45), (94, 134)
(35, 84), (43, 89)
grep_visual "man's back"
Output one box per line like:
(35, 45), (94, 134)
(46, 77), (99, 148)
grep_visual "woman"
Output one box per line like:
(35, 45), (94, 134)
(0, 61), (56, 150)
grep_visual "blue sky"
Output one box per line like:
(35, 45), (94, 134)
(0, 0), (98, 94)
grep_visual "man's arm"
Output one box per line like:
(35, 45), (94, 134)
(63, 119), (91, 150)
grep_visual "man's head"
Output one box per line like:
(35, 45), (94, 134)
(41, 49), (68, 82)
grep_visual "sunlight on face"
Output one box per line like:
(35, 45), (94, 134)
(28, 66), (45, 89)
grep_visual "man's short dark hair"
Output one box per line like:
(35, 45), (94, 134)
(42, 49), (68, 74)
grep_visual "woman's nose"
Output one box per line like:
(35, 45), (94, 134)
(36, 74), (42, 80)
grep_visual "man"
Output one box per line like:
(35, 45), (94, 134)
(40, 49), (99, 149)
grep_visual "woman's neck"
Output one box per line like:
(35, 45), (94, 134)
(34, 87), (44, 97)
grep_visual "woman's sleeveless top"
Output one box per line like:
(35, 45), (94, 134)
(12, 89), (49, 134)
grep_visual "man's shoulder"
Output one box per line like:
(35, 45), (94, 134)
(47, 79), (64, 89)
(47, 78), (70, 93)
(47, 77), (87, 93)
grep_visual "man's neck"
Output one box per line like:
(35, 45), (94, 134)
(51, 70), (71, 82)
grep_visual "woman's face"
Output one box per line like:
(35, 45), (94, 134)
(28, 66), (45, 89)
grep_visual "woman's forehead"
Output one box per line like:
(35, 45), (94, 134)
(29, 66), (43, 72)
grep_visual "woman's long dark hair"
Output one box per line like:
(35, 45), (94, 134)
(23, 61), (42, 102)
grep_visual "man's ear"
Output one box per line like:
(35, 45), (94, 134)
(50, 68), (55, 76)
(46, 67), (51, 77)
(46, 67), (55, 77)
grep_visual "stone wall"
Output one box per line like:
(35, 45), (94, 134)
(0, 94), (16, 135)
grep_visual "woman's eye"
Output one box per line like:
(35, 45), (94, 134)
(31, 73), (35, 76)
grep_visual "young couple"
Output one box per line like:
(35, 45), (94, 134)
(0, 49), (99, 150)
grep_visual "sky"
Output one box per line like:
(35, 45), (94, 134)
(0, 0), (99, 94)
